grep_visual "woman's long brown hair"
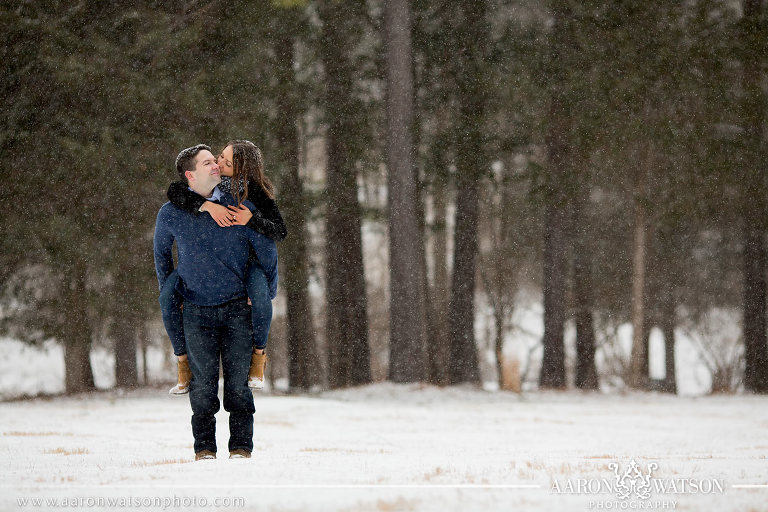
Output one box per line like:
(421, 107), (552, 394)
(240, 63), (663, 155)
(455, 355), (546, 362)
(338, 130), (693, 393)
(228, 140), (275, 204)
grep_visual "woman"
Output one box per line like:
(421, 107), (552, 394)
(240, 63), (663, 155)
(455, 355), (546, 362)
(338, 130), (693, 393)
(162, 140), (286, 395)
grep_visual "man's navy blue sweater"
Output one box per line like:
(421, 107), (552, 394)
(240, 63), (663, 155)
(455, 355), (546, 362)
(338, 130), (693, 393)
(153, 189), (278, 306)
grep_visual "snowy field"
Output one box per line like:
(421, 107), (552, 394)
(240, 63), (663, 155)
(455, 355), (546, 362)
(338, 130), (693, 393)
(2, 383), (767, 512)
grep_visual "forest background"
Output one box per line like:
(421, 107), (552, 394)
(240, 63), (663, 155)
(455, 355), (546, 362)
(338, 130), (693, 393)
(2, 0), (767, 397)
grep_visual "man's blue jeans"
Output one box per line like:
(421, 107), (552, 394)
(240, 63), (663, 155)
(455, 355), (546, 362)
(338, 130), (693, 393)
(183, 298), (255, 454)
(159, 263), (272, 356)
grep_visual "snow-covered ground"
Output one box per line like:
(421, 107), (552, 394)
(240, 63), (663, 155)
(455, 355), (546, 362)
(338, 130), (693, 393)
(2, 383), (767, 512)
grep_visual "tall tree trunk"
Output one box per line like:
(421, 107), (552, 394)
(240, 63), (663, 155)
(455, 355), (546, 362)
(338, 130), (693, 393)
(539, 3), (572, 390)
(741, 0), (768, 393)
(447, 1), (488, 385)
(113, 313), (138, 389)
(494, 308), (506, 390)
(63, 267), (95, 394)
(448, 176), (481, 384)
(385, 0), (426, 382)
(629, 192), (649, 389)
(411, 56), (434, 386)
(274, 12), (319, 391)
(112, 271), (139, 388)
(416, 170), (434, 383)
(642, 315), (651, 382)
(282, 160), (320, 390)
(743, 222), (768, 393)
(660, 295), (677, 394)
(428, 177), (450, 385)
(448, 178), (481, 384)
(140, 324), (149, 385)
(572, 195), (598, 390)
(540, 186), (568, 389)
(629, 133), (656, 391)
(318, 1), (372, 388)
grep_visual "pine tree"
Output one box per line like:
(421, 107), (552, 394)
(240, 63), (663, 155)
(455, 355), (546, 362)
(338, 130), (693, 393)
(317, 0), (373, 387)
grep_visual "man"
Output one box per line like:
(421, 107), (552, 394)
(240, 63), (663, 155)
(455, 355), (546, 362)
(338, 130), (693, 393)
(154, 144), (278, 460)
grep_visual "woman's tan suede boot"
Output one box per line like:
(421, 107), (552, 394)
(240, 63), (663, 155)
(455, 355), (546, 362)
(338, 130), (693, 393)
(248, 351), (267, 390)
(169, 358), (191, 395)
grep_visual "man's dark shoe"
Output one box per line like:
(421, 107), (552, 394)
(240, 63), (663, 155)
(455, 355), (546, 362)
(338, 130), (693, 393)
(229, 449), (251, 459)
(195, 450), (216, 461)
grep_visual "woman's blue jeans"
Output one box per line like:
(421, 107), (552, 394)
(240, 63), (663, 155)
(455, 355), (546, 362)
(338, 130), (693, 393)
(159, 262), (272, 356)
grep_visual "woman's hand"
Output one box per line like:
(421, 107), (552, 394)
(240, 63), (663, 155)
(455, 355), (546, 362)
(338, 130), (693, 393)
(228, 205), (253, 226)
(201, 201), (236, 227)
